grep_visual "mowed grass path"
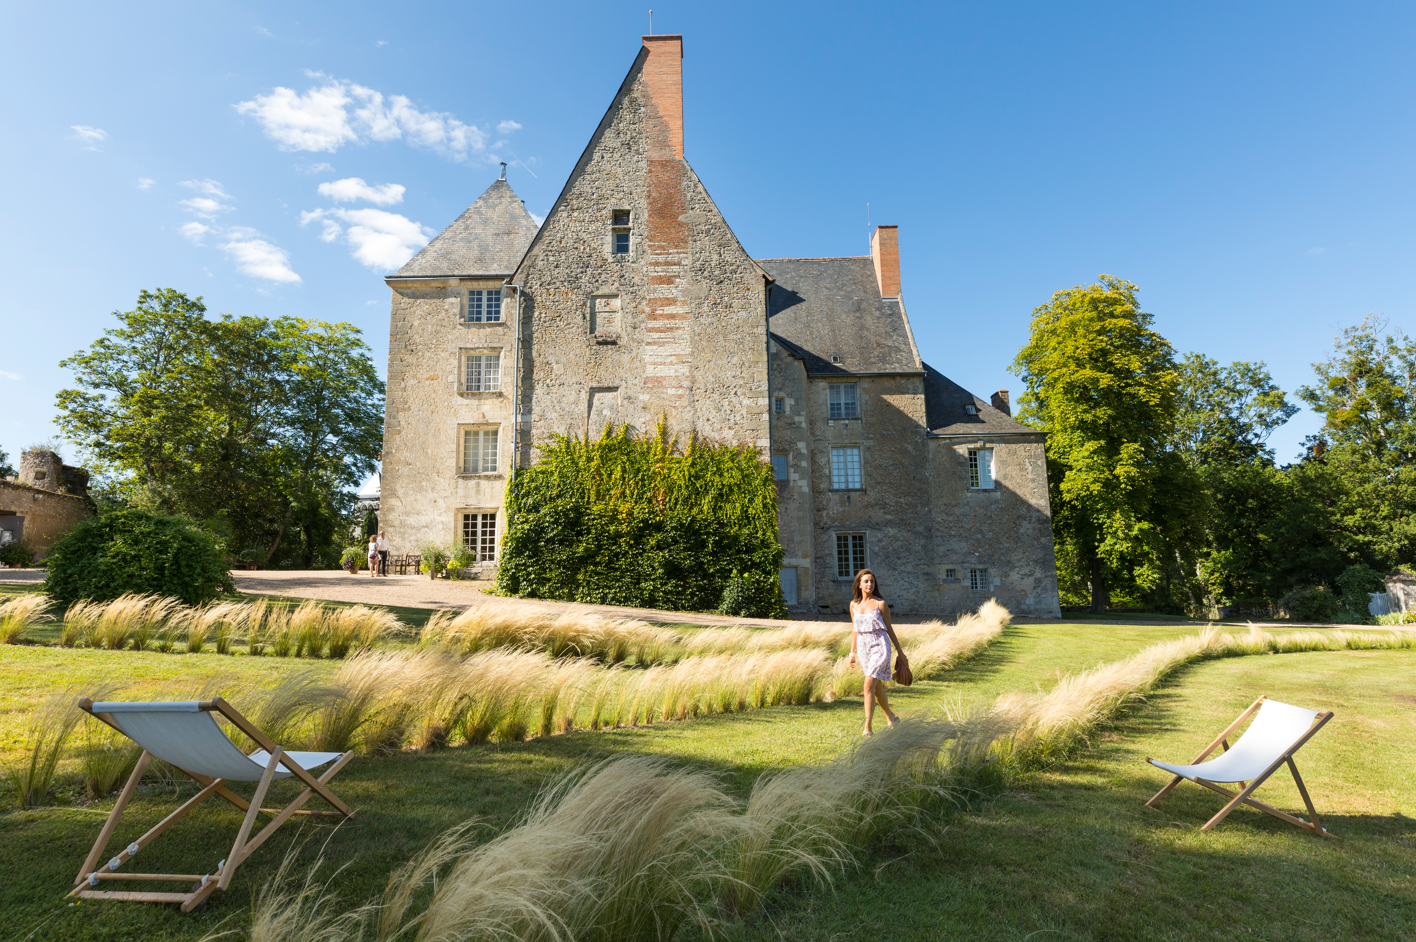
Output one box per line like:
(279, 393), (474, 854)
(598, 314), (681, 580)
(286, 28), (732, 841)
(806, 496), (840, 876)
(1, 619), (1412, 941)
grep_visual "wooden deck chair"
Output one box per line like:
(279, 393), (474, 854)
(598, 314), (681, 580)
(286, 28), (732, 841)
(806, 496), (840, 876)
(69, 697), (356, 911)
(1144, 695), (1335, 838)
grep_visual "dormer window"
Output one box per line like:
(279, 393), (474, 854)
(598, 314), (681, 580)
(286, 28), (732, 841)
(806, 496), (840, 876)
(965, 404), (979, 415)
(465, 289), (502, 323)
(612, 210), (631, 255)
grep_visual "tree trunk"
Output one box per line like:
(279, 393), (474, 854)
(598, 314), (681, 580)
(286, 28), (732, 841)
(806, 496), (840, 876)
(264, 503), (295, 566)
(1090, 555), (1109, 613)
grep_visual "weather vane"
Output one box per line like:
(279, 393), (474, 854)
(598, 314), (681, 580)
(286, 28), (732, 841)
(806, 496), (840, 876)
(649, 9), (653, 33)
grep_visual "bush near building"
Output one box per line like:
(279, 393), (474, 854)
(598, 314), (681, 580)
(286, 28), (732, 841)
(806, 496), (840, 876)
(497, 423), (786, 618)
(45, 509), (234, 606)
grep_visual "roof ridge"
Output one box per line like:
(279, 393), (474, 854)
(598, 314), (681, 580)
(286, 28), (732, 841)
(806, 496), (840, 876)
(754, 256), (870, 262)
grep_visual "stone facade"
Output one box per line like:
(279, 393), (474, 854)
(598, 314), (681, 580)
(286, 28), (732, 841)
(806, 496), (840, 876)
(379, 34), (1061, 616)
(0, 480), (92, 561)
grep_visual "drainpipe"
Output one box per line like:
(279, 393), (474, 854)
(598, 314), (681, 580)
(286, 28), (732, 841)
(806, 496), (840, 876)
(507, 280), (525, 529)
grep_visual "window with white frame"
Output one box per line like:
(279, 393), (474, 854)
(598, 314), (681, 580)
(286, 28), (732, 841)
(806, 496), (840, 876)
(970, 568), (989, 591)
(465, 289), (503, 323)
(836, 532), (866, 579)
(828, 383), (859, 419)
(461, 428), (499, 474)
(612, 210), (631, 255)
(945, 568), (957, 580)
(771, 455), (787, 481)
(461, 512), (498, 563)
(463, 351), (501, 392)
(774, 397), (785, 414)
(968, 448), (994, 489)
(830, 446), (862, 490)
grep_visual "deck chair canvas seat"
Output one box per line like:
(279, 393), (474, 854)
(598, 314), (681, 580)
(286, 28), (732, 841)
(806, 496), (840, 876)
(70, 697), (355, 912)
(1145, 695), (1335, 838)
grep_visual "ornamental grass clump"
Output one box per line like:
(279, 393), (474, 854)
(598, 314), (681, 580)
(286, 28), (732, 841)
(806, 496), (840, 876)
(497, 420), (787, 618)
(3, 689), (85, 808)
(290, 601), (329, 658)
(0, 593), (51, 644)
(423, 600), (682, 665)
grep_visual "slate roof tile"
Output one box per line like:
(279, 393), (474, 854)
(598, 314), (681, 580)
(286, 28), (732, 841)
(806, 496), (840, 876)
(392, 178), (539, 278)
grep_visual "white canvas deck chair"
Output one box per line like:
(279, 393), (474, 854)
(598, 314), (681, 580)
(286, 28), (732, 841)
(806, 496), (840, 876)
(1145, 695), (1335, 838)
(69, 696), (355, 911)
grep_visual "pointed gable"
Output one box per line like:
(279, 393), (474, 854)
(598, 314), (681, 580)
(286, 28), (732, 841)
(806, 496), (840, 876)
(392, 178), (539, 279)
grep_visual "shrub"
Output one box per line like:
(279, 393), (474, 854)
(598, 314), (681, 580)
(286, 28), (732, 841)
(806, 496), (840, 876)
(497, 421), (786, 617)
(420, 544), (448, 578)
(0, 538), (35, 568)
(1337, 563), (1387, 624)
(45, 509), (234, 607)
(717, 573), (754, 617)
(1276, 584), (1341, 623)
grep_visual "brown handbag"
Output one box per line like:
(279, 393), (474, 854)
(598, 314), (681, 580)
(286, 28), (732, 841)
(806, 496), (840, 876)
(893, 652), (913, 686)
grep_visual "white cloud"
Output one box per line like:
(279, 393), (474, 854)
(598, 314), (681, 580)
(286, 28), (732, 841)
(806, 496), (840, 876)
(375, 40), (388, 47)
(497, 120), (522, 134)
(300, 162), (334, 174)
(235, 75), (494, 161)
(181, 178), (232, 199)
(529, 211), (545, 226)
(180, 222), (211, 243)
(219, 227), (301, 283)
(318, 177), (405, 206)
(0, 371), (20, 381)
(136, 177), (156, 190)
(180, 197), (234, 218)
(70, 125), (108, 149)
(300, 207), (432, 271)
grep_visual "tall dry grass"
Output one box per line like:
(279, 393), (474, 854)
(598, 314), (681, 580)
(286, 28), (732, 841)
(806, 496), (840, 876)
(0, 593), (51, 644)
(422, 600), (681, 665)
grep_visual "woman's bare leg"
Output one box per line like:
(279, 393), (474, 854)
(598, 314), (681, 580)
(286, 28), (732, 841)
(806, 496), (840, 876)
(863, 678), (876, 734)
(875, 680), (899, 726)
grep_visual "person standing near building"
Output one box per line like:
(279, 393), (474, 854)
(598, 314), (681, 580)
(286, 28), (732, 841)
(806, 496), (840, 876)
(847, 569), (906, 736)
(366, 534), (378, 579)
(376, 529), (390, 576)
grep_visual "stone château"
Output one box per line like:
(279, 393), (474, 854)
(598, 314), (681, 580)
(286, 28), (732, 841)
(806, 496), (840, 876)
(381, 35), (1061, 617)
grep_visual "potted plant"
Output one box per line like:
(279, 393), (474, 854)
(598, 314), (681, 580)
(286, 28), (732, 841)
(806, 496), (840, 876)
(419, 544), (449, 580)
(340, 545), (364, 575)
(0, 538), (34, 569)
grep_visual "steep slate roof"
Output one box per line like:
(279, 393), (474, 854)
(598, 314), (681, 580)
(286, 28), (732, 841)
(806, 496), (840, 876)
(759, 258), (921, 376)
(391, 178), (539, 278)
(923, 365), (1038, 436)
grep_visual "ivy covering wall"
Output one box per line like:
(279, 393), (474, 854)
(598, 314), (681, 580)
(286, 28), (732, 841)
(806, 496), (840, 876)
(496, 423), (787, 618)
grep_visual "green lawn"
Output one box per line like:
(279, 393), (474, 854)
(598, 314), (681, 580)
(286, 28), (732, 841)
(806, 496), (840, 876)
(1, 619), (1412, 941)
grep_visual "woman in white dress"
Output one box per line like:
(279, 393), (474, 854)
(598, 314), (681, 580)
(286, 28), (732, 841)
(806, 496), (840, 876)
(847, 568), (907, 736)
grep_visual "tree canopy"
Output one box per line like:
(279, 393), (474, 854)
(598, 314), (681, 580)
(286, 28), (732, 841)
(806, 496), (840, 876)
(56, 289), (384, 567)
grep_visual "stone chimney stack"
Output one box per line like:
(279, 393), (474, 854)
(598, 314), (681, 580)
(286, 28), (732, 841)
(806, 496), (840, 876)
(870, 225), (900, 298)
(641, 35), (684, 159)
(19, 450), (62, 492)
(991, 390), (1011, 416)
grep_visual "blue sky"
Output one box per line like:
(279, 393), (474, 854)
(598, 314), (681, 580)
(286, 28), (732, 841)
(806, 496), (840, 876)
(3, 1), (1413, 469)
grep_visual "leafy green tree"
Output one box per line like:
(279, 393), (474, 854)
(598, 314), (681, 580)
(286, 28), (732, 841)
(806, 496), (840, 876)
(1298, 317), (1416, 569)
(1012, 276), (1197, 612)
(1174, 354), (1298, 465)
(0, 446), (12, 479)
(56, 289), (384, 568)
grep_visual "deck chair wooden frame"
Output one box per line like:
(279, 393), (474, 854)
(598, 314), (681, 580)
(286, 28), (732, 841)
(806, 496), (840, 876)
(1144, 695), (1335, 838)
(68, 696), (355, 912)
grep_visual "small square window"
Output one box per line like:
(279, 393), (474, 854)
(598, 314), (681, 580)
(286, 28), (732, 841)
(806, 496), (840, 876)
(970, 568), (989, 592)
(836, 532), (867, 579)
(612, 210), (630, 227)
(612, 210), (631, 255)
(830, 446), (862, 490)
(771, 455), (787, 481)
(968, 448), (994, 489)
(466, 289), (502, 323)
(945, 568), (956, 580)
(828, 383), (859, 419)
(613, 231), (630, 254)
(774, 397), (785, 414)
(965, 403), (979, 415)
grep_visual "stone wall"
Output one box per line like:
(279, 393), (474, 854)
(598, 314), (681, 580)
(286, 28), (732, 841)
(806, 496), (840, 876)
(380, 277), (516, 561)
(925, 435), (1062, 617)
(770, 343), (816, 610)
(798, 373), (937, 614)
(515, 38), (771, 454)
(0, 480), (93, 561)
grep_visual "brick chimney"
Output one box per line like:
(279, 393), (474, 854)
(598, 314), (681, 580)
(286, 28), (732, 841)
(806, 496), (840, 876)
(641, 35), (684, 159)
(870, 225), (900, 298)
(991, 390), (1011, 416)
